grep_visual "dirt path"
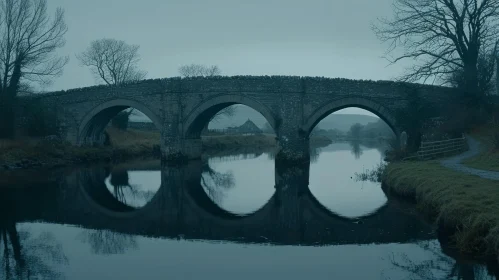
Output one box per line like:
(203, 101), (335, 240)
(440, 136), (499, 181)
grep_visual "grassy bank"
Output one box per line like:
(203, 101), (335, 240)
(202, 133), (332, 150)
(202, 134), (276, 150)
(0, 127), (163, 170)
(462, 124), (499, 171)
(0, 136), (160, 170)
(383, 161), (499, 260)
(0, 129), (333, 170)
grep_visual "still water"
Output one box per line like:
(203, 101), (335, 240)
(0, 141), (496, 280)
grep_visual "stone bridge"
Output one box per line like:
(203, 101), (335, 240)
(2, 161), (434, 245)
(23, 76), (454, 161)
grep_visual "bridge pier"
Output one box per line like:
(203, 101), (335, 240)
(272, 161), (310, 243)
(275, 131), (310, 164)
(182, 138), (202, 159)
(155, 163), (204, 229)
(161, 136), (184, 162)
(161, 136), (202, 162)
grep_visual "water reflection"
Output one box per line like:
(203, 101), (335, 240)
(309, 141), (388, 218)
(385, 240), (497, 280)
(202, 154), (275, 215)
(4, 153), (434, 246)
(0, 195), (68, 280)
(349, 139), (363, 159)
(78, 230), (138, 255)
(104, 168), (160, 209)
(0, 142), (496, 279)
(201, 161), (235, 205)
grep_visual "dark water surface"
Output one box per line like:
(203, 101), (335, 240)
(1, 142), (496, 280)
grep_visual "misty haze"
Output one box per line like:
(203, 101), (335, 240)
(1, 0), (499, 280)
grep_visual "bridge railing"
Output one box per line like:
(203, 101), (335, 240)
(416, 135), (467, 160)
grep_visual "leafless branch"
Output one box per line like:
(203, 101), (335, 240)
(178, 64), (233, 121)
(76, 38), (147, 86)
(0, 0), (68, 91)
(211, 105), (236, 123)
(178, 64), (221, 78)
(372, 0), (499, 87)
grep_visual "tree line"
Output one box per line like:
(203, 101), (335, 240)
(311, 119), (394, 140)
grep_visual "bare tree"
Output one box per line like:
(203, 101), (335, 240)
(178, 64), (221, 77)
(77, 38), (146, 86)
(78, 230), (138, 255)
(494, 47), (499, 95)
(373, 0), (499, 98)
(448, 45), (498, 97)
(384, 240), (495, 280)
(178, 64), (235, 131)
(201, 162), (235, 204)
(109, 169), (155, 208)
(77, 39), (147, 130)
(0, 0), (68, 138)
(0, 225), (68, 280)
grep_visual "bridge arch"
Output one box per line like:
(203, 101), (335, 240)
(76, 168), (146, 219)
(77, 99), (162, 145)
(183, 94), (277, 138)
(302, 97), (400, 137)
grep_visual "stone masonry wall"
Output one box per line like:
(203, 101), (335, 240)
(18, 76), (457, 161)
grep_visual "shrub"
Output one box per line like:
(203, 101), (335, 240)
(395, 88), (436, 152)
(111, 110), (132, 131)
(354, 162), (387, 183)
(383, 136), (409, 161)
(440, 103), (489, 136)
(23, 101), (60, 137)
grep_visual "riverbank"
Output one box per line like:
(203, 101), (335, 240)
(0, 128), (332, 170)
(202, 133), (332, 150)
(0, 136), (161, 171)
(382, 160), (499, 263)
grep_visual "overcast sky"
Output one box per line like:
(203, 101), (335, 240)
(48, 0), (407, 117)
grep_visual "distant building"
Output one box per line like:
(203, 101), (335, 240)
(227, 119), (262, 135)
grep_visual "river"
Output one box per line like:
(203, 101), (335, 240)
(0, 141), (496, 280)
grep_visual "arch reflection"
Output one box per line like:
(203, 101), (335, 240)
(0, 152), (497, 278)
(0, 190), (68, 280)
(65, 155), (433, 247)
(79, 162), (161, 214)
(200, 153), (275, 216)
(308, 141), (388, 219)
(105, 169), (160, 208)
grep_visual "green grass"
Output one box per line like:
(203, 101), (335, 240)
(0, 128), (161, 170)
(202, 134), (277, 150)
(202, 134), (332, 151)
(383, 161), (499, 259)
(462, 124), (499, 172)
(0, 129), (333, 170)
(106, 127), (160, 147)
(310, 135), (334, 146)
